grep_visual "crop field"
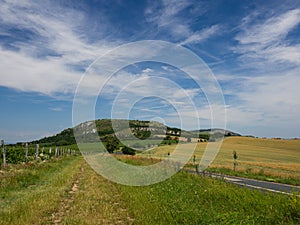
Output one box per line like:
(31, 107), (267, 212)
(141, 137), (300, 183)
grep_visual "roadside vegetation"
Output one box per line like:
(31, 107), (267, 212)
(0, 156), (299, 224)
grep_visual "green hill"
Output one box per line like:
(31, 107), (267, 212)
(30, 119), (241, 146)
(31, 119), (179, 146)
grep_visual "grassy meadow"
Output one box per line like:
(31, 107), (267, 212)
(0, 156), (299, 224)
(0, 137), (299, 224)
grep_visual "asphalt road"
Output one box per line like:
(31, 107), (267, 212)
(214, 173), (300, 195)
(187, 169), (300, 195)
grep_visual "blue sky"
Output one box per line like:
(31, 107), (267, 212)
(1, 0), (300, 143)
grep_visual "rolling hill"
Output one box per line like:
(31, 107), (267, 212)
(30, 119), (241, 146)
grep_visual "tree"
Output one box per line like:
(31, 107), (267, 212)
(101, 135), (119, 153)
(122, 146), (136, 155)
(199, 133), (210, 141)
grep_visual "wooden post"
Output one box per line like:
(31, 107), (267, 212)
(234, 161), (238, 172)
(55, 148), (58, 157)
(233, 151), (238, 172)
(196, 164), (199, 174)
(25, 143), (28, 163)
(49, 147), (52, 155)
(1, 140), (6, 168)
(36, 144), (39, 160)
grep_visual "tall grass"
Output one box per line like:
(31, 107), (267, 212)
(117, 171), (300, 224)
(0, 156), (82, 225)
(0, 152), (299, 224)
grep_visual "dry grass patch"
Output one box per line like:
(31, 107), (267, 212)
(61, 161), (134, 225)
(140, 137), (300, 181)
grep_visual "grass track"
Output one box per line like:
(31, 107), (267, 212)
(0, 157), (83, 224)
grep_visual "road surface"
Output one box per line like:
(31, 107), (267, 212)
(187, 169), (300, 195)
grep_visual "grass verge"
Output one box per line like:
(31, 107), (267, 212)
(0, 156), (82, 225)
(117, 171), (300, 224)
(0, 154), (299, 224)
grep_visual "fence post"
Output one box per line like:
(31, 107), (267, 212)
(36, 144), (39, 160)
(25, 143), (28, 163)
(196, 164), (199, 174)
(55, 147), (58, 157)
(1, 140), (6, 168)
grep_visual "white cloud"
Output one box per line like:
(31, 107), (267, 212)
(235, 8), (300, 66)
(0, 47), (81, 95)
(145, 0), (214, 44)
(145, 0), (190, 29)
(236, 9), (300, 45)
(49, 107), (63, 112)
(142, 68), (154, 73)
(179, 25), (220, 46)
(221, 8), (300, 136)
(216, 68), (300, 136)
(0, 0), (115, 96)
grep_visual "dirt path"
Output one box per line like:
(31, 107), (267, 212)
(50, 166), (84, 224)
(51, 180), (79, 224)
(49, 161), (134, 224)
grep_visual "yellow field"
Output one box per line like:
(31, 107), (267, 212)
(140, 137), (300, 180)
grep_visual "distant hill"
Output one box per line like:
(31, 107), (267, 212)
(30, 119), (241, 146)
(193, 129), (241, 137)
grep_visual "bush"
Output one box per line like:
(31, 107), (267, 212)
(122, 146), (136, 155)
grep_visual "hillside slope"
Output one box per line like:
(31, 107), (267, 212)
(31, 119), (241, 146)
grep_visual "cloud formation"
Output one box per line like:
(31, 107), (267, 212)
(235, 8), (300, 66)
(0, 0), (114, 96)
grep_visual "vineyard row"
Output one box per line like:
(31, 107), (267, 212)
(1, 140), (79, 168)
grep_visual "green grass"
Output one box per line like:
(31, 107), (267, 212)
(104, 155), (300, 224)
(61, 161), (134, 224)
(0, 156), (83, 225)
(0, 151), (299, 224)
(116, 170), (300, 224)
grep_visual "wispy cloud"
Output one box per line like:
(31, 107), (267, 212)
(179, 25), (220, 46)
(224, 71), (300, 137)
(0, 0), (116, 96)
(236, 9), (300, 45)
(217, 68), (300, 135)
(234, 8), (300, 66)
(211, 8), (300, 136)
(145, 0), (217, 45)
(145, 0), (191, 34)
(49, 107), (63, 112)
